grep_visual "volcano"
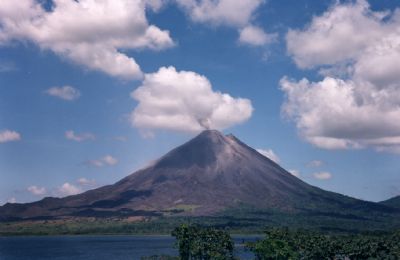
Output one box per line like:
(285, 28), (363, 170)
(1, 130), (399, 232)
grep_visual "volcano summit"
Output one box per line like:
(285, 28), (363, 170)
(1, 130), (399, 232)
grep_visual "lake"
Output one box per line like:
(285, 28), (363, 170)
(0, 235), (259, 259)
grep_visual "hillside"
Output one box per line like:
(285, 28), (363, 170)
(381, 196), (400, 209)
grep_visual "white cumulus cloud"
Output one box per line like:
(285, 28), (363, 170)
(102, 155), (118, 165)
(65, 130), (95, 142)
(286, 0), (394, 69)
(176, 0), (272, 46)
(87, 160), (104, 168)
(87, 155), (118, 167)
(45, 86), (81, 101)
(131, 66), (253, 133)
(176, 0), (263, 27)
(280, 76), (400, 150)
(58, 182), (81, 196)
(256, 148), (280, 163)
(308, 160), (323, 168)
(0, 0), (174, 79)
(77, 178), (96, 186)
(239, 25), (275, 46)
(0, 130), (21, 143)
(313, 172), (332, 180)
(282, 1), (400, 152)
(27, 185), (46, 195)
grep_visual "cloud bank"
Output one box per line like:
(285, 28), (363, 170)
(176, 0), (273, 46)
(282, 0), (400, 152)
(176, 0), (262, 27)
(0, 0), (174, 79)
(131, 66), (253, 132)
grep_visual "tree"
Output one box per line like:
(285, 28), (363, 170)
(171, 224), (234, 260)
(246, 228), (298, 260)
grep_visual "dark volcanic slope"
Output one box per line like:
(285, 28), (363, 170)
(381, 196), (400, 209)
(0, 130), (396, 221)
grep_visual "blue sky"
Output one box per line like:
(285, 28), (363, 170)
(1, 0), (400, 204)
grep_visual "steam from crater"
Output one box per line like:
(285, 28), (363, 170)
(197, 118), (211, 130)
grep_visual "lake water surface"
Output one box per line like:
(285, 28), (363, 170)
(0, 235), (259, 260)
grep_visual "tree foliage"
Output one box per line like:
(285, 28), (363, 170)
(247, 228), (400, 260)
(171, 224), (234, 260)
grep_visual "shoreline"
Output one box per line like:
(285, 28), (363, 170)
(0, 233), (264, 237)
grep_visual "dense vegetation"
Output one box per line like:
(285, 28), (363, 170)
(142, 225), (400, 260)
(247, 228), (400, 259)
(172, 224), (234, 260)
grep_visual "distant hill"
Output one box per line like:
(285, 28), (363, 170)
(380, 196), (400, 209)
(1, 130), (399, 233)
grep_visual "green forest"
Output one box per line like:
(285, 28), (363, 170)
(143, 225), (400, 260)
